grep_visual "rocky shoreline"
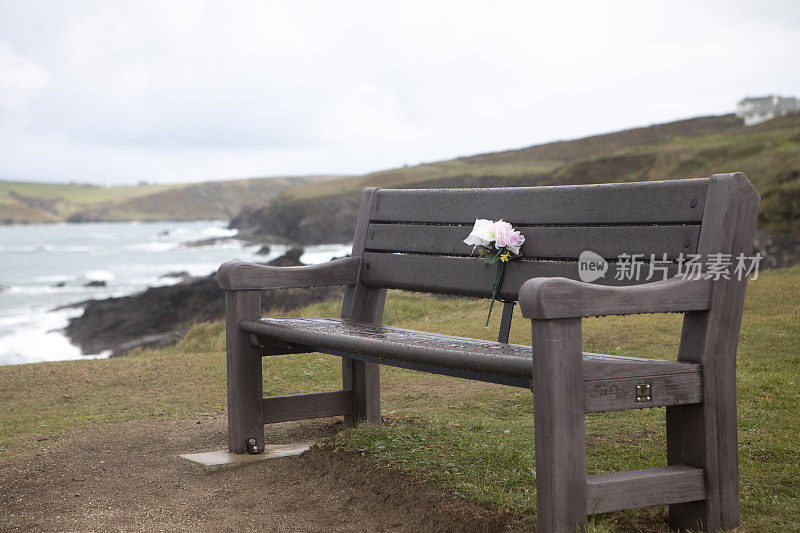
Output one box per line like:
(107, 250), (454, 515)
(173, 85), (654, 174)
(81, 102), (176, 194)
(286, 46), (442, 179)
(64, 248), (345, 357)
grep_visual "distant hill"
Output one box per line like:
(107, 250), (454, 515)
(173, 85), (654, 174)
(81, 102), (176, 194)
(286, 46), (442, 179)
(0, 175), (342, 224)
(232, 113), (800, 261)
(7, 112), (800, 264)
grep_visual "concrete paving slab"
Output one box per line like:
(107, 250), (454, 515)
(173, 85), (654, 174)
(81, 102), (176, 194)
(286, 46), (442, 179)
(180, 442), (315, 472)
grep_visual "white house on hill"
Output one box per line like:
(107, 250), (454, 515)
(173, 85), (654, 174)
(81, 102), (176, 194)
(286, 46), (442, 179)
(736, 95), (800, 126)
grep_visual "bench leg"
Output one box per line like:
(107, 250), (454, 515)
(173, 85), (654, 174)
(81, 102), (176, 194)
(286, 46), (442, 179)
(531, 317), (587, 532)
(667, 399), (739, 531)
(226, 290), (264, 453)
(342, 359), (381, 425)
(340, 281), (385, 427)
(667, 312), (741, 531)
(667, 405), (711, 531)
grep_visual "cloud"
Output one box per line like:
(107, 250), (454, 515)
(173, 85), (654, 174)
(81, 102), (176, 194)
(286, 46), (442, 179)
(0, 0), (798, 184)
(0, 42), (50, 113)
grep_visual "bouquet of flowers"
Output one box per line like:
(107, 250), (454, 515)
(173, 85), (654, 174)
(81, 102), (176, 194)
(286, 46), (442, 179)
(463, 219), (525, 327)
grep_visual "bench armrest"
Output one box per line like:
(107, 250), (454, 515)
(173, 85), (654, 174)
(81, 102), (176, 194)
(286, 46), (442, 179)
(217, 256), (361, 290)
(518, 276), (712, 319)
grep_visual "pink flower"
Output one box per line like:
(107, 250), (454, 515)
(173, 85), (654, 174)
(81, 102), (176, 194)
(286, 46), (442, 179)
(493, 220), (525, 255)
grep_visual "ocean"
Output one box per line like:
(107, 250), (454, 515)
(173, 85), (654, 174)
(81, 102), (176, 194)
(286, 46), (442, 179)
(0, 221), (350, 366)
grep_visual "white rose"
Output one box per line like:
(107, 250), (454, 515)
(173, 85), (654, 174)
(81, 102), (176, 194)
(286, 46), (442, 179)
(463, 219), (495, 248)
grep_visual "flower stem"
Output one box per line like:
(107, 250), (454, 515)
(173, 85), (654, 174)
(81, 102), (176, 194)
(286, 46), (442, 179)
(485, 261), (505, 327)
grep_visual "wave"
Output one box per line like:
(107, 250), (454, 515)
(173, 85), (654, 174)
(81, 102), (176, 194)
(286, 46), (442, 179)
(0, 306), (111, 366)
(126, 242), (178, 252)
(34, 274), (75, 283)
(42, 244), (98, 253)
(151, 262), (217, 277)
(84, 270), (115, 282)
(0, 330), (86, 365)
(0, 307), (77, 329)
(2, 285), (77, 295)
(201, 226), (238, 238)
(166, 222), (235, 239)
(88, 232), (121, 240)
(0, 244), (42, 252)
(300, 243), (353, 265)
(0, 244), (101, 253)
(129, 276), (183, 288)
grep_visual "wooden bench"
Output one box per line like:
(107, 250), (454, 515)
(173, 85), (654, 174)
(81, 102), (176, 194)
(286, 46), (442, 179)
(218, 173), (759, 532)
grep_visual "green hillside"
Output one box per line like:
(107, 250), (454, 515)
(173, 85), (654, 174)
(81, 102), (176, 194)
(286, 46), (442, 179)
(0, 180), (174, 224)
(234, 113), (800, 250)
(0, 175), (340, 224)
(280, 114), (744, 201)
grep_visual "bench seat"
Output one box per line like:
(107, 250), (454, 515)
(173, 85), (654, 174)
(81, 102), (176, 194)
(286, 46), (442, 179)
(240, 317), (703, 412)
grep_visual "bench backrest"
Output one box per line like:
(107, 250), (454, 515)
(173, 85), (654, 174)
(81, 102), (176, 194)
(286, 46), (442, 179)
(351, 176), (756, 301)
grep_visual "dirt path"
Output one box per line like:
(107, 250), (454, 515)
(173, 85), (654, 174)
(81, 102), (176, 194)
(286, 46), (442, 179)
(0, 416), (525, 532)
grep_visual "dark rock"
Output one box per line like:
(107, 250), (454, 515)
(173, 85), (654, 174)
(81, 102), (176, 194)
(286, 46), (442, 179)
(84, 280), (107, 287)
(158, 230), (170, 236)
(229, 194), (360, 246)
(266, 247), (304, 266)
(53, 281), (66, 287)
(183, 236), (235, 247)
(256, 245), (271, 255)
(64, 249), (343, 357)
(161, 271), (191, 280)
(53, 299), (93, 311)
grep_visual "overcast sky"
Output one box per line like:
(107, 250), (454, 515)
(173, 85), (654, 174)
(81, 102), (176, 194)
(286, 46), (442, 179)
(1, 1), (799, 185)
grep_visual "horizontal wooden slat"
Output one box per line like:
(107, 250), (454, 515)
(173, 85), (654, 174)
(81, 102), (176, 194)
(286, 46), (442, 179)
(586, 465), (706, 514)
(247, 334), (311, 356)
(243, 318), (703, 412)
(320, 349), (532, 388)
(262, 390), (353, 423)
(580, 352), (701, 381)
(371, 179), (708, 225)
(366, 223), (700, 260)
(519, 275), (712, 319)
(360, 252), (683, 300)
(218, 257), (360, 290)
(243, 318), (700, 379)
(584, 373), (702, 413)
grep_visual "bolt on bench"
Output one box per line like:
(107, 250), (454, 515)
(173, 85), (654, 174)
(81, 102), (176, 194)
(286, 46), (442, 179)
(218, 173), (758, 532)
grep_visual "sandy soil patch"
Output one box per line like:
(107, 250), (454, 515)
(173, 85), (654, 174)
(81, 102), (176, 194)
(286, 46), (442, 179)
(0, 416), (525, 532)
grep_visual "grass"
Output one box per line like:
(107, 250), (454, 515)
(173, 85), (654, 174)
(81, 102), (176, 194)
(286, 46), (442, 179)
(278, 159), (559, 202)
(0, 175), (334, 224)
(0, 179), (175, 204)
(0, 180), (177, 223)
(1, 266), (798, 530)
